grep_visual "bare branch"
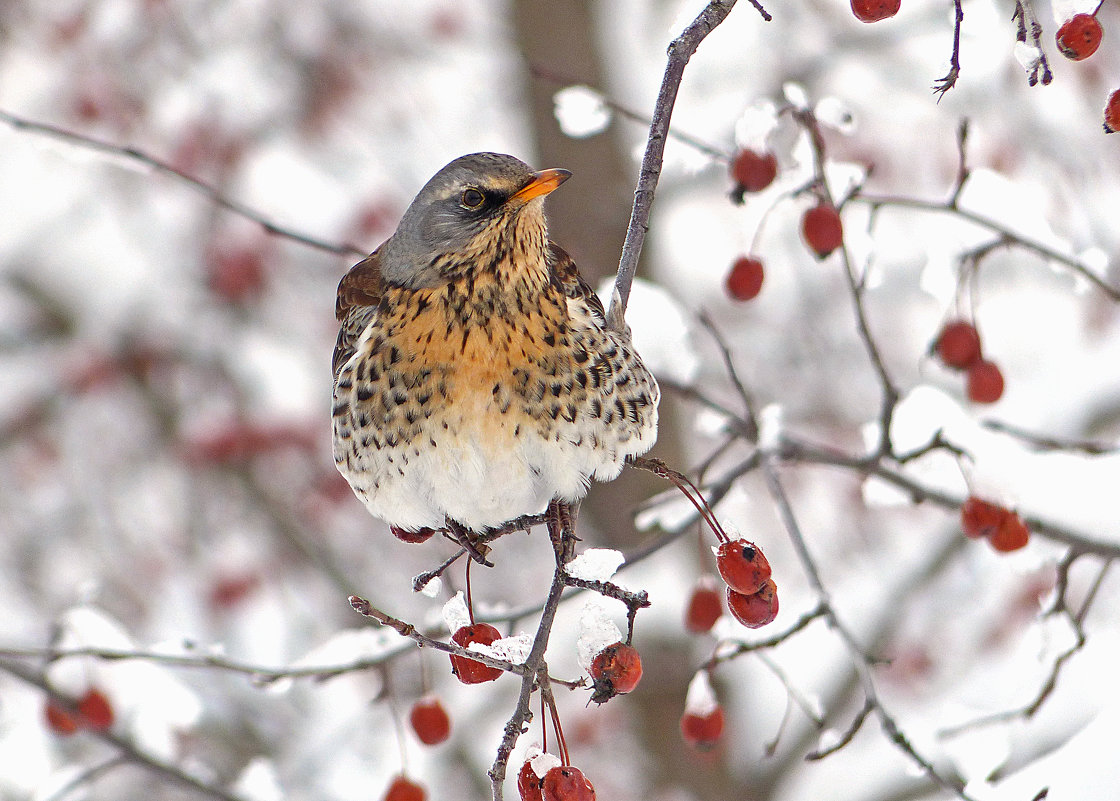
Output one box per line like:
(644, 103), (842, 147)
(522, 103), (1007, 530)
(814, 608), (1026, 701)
(610, 0), (753, 322)
(933, 0), (965, 98)
(0, 107), (366, 258)
(0, 659), (253, 801)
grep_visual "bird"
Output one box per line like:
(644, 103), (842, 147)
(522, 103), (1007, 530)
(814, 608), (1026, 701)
(331, 152), (659, 561)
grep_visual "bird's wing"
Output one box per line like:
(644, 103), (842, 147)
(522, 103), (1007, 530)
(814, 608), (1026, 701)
(333, 250), (384, 378)
(548, 242), (607, 325)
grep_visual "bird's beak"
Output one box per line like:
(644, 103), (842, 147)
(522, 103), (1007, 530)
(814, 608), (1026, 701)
(510, 168), (572, 203)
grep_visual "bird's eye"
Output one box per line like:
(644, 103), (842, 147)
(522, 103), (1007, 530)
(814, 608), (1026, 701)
(460, 188), (485, 210)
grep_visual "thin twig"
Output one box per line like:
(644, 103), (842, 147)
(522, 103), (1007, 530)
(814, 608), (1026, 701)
(0, 107), (366, 258)
(0, 659), (253, 801)
(610, 0), (746, 323)
(933, 0), (965, 98)
(761, 458), (976, 800)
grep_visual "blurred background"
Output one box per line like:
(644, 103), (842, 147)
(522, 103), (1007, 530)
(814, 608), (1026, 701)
(2, 0), (1119, 799)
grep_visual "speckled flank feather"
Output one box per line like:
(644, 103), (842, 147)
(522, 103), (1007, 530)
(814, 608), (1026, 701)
(331, 154), (658, 533)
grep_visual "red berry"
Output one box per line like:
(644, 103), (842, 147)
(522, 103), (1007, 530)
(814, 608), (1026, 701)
(390, 525), (436, 544)
(967, 360), (1004, 403)
(801, 203), (844, 258)
(730, 149), (778, 192)
(44, 700), (80, 736)
(589, 642), (643, 703)
(205, 244), (267, 304)
(449, 623), (504, 684)
(726, 579), (779, 629)
(383, 775), (426, 801)
(990, 513), (1030, 552)
(725, 256), (765, 301)
(409, 696), (451, 745)
(935, 320), (982, 369)
(680, 705), (725, 750)
(518, 760), (545, 801)
(716, 539), (772, 595)
(1104, 89), (1120, 134)
(850, 0), (900, 22)
(684, 581), (723, 633)
(76, 688), (114, 731)
(960, 497), (1008, 539)
(1056, 14), (1102, 61)
(542, 766), (596, 801)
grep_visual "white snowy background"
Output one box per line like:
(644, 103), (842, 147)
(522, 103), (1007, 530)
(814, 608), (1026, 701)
(1, 0), (1119, 800)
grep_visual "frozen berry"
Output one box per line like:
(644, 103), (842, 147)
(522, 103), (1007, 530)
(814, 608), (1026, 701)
(518, 760), (545, 801)
(541, 766), (596, 801)
(383, 775), (426, 801)
(44, 700), (80, 736)
(1105, 89), (1120, 134)
(730, 149), (778, 192)
(801, 202), (844, 258)
(684, 580), (723, 633)
(935, 320), (982, 369)
(725, 256), (765, 301)
(967, 359), (1004, 403)
(409, 696), (451, 745)
(390, 525), (436, 544)
(960, 497), (1008, 539)
(716, 538), (772, 595)
(76, 688), (114, 731)
(1056, 14), (1102, 61)
(727, 579), (779, 629)
(680, 705), (725, 751)
(851, 0), (900, 22)
(589, 642), (643, 703)
(449, 623), (504, 684)
(990, 512), (1030, 552)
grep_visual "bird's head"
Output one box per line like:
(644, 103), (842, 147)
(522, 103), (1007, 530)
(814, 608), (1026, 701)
(380, 152), (571, 289)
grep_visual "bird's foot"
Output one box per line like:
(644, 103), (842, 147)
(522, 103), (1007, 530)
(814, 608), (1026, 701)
(444, 519), (494, 567)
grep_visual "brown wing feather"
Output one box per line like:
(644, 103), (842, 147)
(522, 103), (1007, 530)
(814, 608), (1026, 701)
(333, 250), (384, 378)
(548, 242), (606, 323)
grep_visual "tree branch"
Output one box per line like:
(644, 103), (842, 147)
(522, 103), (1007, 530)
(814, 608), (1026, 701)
(609, 0), (750, 323)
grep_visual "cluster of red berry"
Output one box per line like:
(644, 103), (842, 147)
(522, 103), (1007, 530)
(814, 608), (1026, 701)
(725, 149), (844, 302)
(518, 761), (597, 801)
(684, 538), (779, 634)
(43, 687), (114, 736)
(933, 320), (1004, 404)
(961, 496), (1030, 552)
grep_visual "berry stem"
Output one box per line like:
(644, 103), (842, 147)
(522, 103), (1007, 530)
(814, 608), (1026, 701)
(629, 457), (731, 543)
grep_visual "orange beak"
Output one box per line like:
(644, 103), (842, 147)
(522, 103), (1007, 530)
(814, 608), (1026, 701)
(510, 168), (572, 203)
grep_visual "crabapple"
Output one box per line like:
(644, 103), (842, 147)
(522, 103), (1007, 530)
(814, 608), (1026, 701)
(960, 497), (1007, 539)
(684, 579), (723, 633)
(589, 642), (643, 703)
(1056, 14), (1102, 61)
(726, 256), (764, 301)
(409, 696), (451, 745)
(990, 512), (1030, 552)
(851, 0), (900, 23)
(541, 766), (596, 801)
(801, 202), (844, 258)
(383, 775), (426, 801)
(716, 539), (772, 595)
(449, 623), (503, 684)
(730, 149), (778, 193)
(935, 320), (982, 369)
(680, 705), (726, 751)
(967, 360), (1004, 403)
(518, 760), (545, 801)
(76, 688), (114, 731)
(726, 579), (779, 628)
(1104, 89), (1120, 134)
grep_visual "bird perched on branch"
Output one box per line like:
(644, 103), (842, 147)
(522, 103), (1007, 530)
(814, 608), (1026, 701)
(331, 153), (658, 561)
